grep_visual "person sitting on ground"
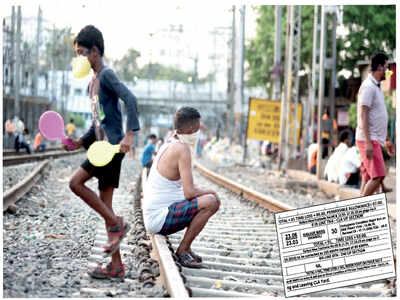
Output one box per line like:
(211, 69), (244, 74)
(141, 134), (157, 175)
(338, 142), (361, 187)
(324, 130), (351, 182)
(15, 128), (31, 154)
(307, 140), (318, 174)
(143, 107), (220, 268)
(34, 132), (47, 152)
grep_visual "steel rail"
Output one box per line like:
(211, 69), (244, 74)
(3, 149), (85, 166)
(141, 169), (189, 298)
(3, 159), (50, 212)
(193, 161), (294, 213)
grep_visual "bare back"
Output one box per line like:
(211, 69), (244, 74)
(157, 137), (189, 181)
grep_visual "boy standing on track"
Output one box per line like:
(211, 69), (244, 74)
(143, 107), (220, 268)
(63, 25), (140, 279)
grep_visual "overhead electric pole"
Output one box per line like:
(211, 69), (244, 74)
(329, 10), (337, 147)
(278, 6), (291, 170)
(278, 5), (302, 170)
(316, 6), (327, 179)
(14, 6), (22, 118)
(33, 6), (42, 97)
(308, 6), (320, 149)
(273, 6), (282, 101)
(10, 6), (15, 98)
(234, 5), (245, 145)
(228, 5), (236, 140)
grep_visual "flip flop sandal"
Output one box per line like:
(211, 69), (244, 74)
(177, 252), (203, 269)
(88, 262), (125, 280)
(189, 250), (202, 263)
(103, 216), (131, 257)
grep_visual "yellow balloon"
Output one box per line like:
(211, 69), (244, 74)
(72, 56), (91, 79)
(385, 69), (393, 79)
(87, 141), (120, 167)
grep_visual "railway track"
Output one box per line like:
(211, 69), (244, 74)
(3, 149), (84, 212)
(3, 146), (60, 156)
(143, 162), (394, 297)
(3, 148), (84, 166)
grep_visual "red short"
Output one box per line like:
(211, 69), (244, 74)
(356, 140), (386, 181)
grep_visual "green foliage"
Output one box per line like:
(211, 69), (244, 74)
(348, 103), (357, 128)
(41, 27), (75, 74)
(337, 5), (396, 75)
(246, 6), (283, 93)
(69, 113), (85, 128)
(246, 5), (396, 92)
(112, 47), (214, 84)
(246, 6), (314, 95)
(113, 48), (141, 81)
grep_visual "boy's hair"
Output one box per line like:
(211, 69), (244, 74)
(23, 128), (29, 134)
(174, 107), (201, 131)
(74, 25), (104, 57)
(70, 119), (74, 123)
(149, 134), (157, 139)
(339, 130), (349, 142)
(370, 52), (388, 71)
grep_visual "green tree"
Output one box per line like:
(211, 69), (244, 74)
(113, 48), (141, 81)
(246, 5), (396, 92)
(337, 5), (396, 75)
(246, 6), (314, 96)
(41, 27), (75, 73)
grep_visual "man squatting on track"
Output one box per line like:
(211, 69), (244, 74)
(143, 107), (221, 268)
(63, 25), (140, 279)
(355, 52), (395, 196)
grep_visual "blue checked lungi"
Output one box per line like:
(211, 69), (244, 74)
(158, 198), (199, 235)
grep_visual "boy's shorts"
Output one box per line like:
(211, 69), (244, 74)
(81, 153), (125, 191)
(158, 198), (199, 235)
(356, 140), (386, 181)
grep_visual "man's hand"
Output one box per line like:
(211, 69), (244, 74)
(62, 138), (82, 151)
(366, 141), (373, 160)
(385, 140), (395, 157)
(120, 131), (134, 153)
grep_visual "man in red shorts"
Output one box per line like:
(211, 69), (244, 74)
(355, 52), (395, 196)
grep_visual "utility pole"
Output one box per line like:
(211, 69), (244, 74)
(50, 25), (57, 109)
(308, 6), (320, 149)
(278, 6), (291, 170)
(10, 6), (15, 99)
(227, 5), (236, 140)
(316, 6), (327, 179)
(290, 6), (301, 154)
(33, 6), (42, 97)
(279, 6), (302, 169)
(329, 11), (337, 147)
(234, 5), (245, 145)
(14, 6), (22, 118)
(273, 6), (282, 101)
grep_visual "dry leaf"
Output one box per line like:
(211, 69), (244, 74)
(45, 234), (63, 239)
(213, 281), (222, 288)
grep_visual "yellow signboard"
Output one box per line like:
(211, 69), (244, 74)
(246, 98), (302, 144)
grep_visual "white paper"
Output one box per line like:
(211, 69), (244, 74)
(275, 193), (396, 297)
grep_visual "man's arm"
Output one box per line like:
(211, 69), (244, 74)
(360, 105), (373, 160)
(102, 68), (140, 152)
(177, 144), (216, 200)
